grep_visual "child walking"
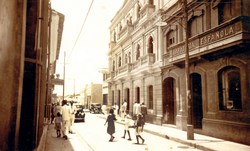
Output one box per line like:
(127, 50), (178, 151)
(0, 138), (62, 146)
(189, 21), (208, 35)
(54, 112), (62, 137)
(121, 114), (132, 140)
(135, 113), (145, 144)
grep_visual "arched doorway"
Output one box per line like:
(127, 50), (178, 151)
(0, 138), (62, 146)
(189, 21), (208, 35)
(118, 90), (121, 114)
(148, 36), (153, 53)
(125, 88), (130, 113)
(136, 87), (140, 103)
(191, 73), (203, 128)
(162, 77), (176, 125)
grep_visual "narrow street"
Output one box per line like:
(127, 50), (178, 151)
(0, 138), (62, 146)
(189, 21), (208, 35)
(74, 113), (201, 151)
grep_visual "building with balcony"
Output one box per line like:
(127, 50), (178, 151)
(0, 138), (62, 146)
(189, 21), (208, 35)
(106, 0), (250, 145)
(106, 0), (164, 125)
(160, 0), (250, 145)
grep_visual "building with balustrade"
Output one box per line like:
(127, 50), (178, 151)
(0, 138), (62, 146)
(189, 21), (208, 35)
(106, 0), (250, 145)
(106, 0), (164, 125)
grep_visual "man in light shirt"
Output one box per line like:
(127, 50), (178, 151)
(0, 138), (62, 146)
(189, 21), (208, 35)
(61, 100), (71, 139)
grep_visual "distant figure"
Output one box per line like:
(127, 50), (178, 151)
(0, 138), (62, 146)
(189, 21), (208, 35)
(54, 112), (62, 137)
(140, 101), (147, 123)
(121, 114), (132, 141)
(54, 102), (62, 117)
(135, 113), (145, 144)
(133, 102), (141, 125)
(61, 100), (71, 139)
(113, 103), (118, 117)
(121, 101), (127, 121)
(69, 102), (77, 134)
(104, 109), (117, 142)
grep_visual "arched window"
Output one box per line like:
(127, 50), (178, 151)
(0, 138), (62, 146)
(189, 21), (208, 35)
(118, 56), (121, 67)
(114, 31), (116, 42)
(125, 54), (128, 64)
(148, 0), (154, 5)
(128, 52), (131, 63)
(136, 45), (140, 60)
(148, 36), (153, 53)
(112, 60), (115, 71)
(218, 0), (237, 24)
(167, 30), (175, 47)
(218, 66), (242, 110)
(148, 85), (153, 109)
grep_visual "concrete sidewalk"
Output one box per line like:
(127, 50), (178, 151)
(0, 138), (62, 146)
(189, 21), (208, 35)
(97, 114), (250, 151)
(45, 123), (93, 151)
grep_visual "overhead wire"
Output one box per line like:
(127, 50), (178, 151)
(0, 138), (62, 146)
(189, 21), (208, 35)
(66, 0), (95, 63)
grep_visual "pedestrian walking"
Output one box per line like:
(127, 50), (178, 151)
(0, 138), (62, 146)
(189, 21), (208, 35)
(61, 100), (71, 139)
(135, 113), (145, 144)
(120, 100), (127, 121)
(54, 112), (62, 137)
(132, 102), (141, 125)
(54, 102), (62, 117)
(69, 102), (77, 134)
(104, 109), (117, 142)
(140, 101), (147, 123)
(121, 114), (132, 140)
(113, 103), (118, 117)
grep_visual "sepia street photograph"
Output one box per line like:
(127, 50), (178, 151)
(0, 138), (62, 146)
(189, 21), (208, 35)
(1, 0), (250, 151)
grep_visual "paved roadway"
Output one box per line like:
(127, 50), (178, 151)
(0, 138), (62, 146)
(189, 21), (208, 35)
(73, 113), (201, 151)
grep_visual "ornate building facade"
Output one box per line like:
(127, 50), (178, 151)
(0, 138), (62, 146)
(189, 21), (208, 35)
(106, 0), (250, 145)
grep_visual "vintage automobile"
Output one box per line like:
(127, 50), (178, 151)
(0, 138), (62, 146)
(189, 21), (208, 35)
(89, 103), (102, 114)
(74, 104), (85, 122)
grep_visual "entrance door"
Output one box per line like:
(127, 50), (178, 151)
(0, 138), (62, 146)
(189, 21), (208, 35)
(118, 90), (120, 114)
(162, 78), (176, 125)
(125, 88), (130, 113)
(136, 87), (140, 103)
(191, 73), (203, 128)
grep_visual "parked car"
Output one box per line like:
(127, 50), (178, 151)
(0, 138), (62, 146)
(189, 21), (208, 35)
(74, 104), (85, 122)
(89, 103), (102, 114)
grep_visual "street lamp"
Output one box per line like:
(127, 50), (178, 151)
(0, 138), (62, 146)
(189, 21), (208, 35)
(156, 0), (194, 140)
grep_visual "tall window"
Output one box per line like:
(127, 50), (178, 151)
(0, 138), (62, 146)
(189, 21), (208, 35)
(218, 66), (242, 111)
(148, 36), (153, 53)
(125, 54), (128, 64)
(118, 56), (121, 67)
(167, 30), (175, 47)
(218, 0), (236, 24)
(148, 85), (153, 109)
(136, 45), (140, 60)
(112, 60), (115, 71)
(128, 52), (131, 63)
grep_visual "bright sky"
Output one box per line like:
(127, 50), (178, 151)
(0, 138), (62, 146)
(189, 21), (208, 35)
(51, 0), (124, 96)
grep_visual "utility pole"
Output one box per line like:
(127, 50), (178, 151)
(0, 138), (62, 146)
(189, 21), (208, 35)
(183, 0), (194, 140)
(63, 51), (66, 100)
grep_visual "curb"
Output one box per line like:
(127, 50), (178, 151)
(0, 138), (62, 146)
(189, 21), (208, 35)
(97, 115), (215, 151)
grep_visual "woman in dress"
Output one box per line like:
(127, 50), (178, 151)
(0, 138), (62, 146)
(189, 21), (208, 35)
(104, 109), (117, 141)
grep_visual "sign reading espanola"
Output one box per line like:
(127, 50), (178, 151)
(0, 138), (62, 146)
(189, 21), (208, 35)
(51, 79), (64, 85)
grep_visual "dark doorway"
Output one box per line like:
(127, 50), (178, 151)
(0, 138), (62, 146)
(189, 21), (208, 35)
(112, 91), (114, 106)
(125, 88), (130, 113)
(118, 90), (120, 114)
(191, 73), (203, 128)
(162, 77), (176, 125)
(136, 87), (140, 103)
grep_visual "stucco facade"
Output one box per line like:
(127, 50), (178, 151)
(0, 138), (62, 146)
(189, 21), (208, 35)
(106, 0), (250, 145)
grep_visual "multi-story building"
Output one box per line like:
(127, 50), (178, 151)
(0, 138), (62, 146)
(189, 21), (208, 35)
(84, 82), (103, 109)
(106, 0), (250, 145)
(0, 1), (64, 150)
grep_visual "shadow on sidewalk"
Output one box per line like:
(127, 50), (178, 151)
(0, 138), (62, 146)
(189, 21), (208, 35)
(45, 124), (76, 151)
